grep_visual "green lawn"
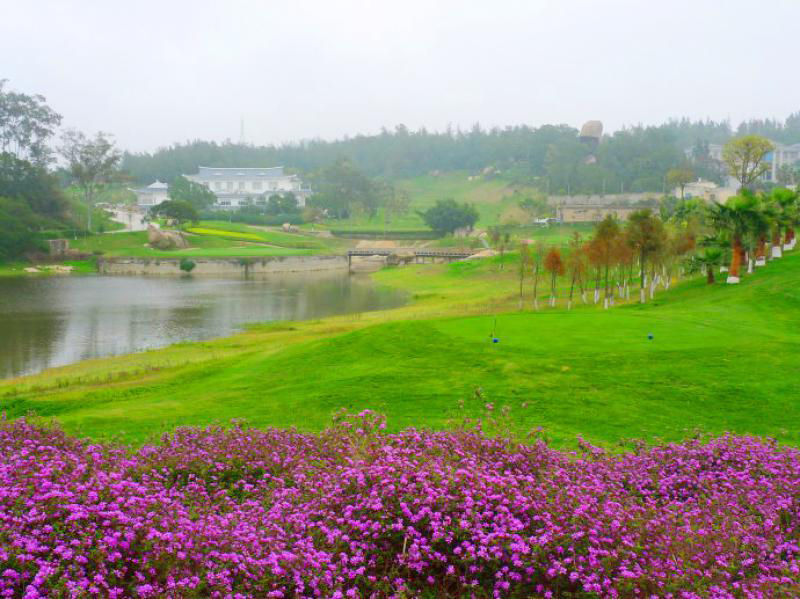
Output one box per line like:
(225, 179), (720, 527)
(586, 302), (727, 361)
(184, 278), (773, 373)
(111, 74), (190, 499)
(194, 221), (328, 249)
(69, 226), (332, 258)
(4, 248), (800, 448)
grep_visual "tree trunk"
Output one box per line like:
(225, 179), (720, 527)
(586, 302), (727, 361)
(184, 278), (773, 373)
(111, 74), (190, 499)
(568, 272), (576, 310)
(639, 252), (646, 304)
(727, 237), (742, 283)
(706, 266), (715, 284)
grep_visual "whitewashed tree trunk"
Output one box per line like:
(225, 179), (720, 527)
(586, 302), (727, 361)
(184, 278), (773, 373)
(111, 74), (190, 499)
(593, 288), (599, 304)
(549, 296), (555, 307)
(567, 299), (572, 310)
(640, 288), (646, 303)
(747, 259), (753, 274)
(603, 297), (609, 309)
(581, 292), (587, 304)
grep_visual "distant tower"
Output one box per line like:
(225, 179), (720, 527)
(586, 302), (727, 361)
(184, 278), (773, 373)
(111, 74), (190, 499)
(579, 120), (603, 163)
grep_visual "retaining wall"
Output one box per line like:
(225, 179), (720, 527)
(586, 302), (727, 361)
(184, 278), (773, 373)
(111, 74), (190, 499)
(98, 255), (348, 276)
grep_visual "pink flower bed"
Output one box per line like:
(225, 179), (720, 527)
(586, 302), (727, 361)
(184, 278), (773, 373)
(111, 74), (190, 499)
(1, 413), (799, 598)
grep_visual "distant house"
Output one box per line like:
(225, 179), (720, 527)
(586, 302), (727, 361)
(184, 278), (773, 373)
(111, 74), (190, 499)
(677, 179), (737, 203)
(131, 180), (169, 211)
(183, 166), (311, 209)
(557, 204), (638, 223)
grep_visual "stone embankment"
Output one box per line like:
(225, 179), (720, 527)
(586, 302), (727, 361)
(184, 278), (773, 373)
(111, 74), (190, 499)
(98, 255), (348, 276)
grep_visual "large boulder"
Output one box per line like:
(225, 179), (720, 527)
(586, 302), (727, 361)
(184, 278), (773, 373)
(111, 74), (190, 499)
(147, 225), (188, 250)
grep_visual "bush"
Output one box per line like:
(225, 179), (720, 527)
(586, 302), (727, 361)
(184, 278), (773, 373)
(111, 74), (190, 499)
(197, 210), (305, 227)
(330, 229), (441, 240)
(1, 417), (798, 597)
(179, 258), (196, 272)
(421, 198), (479, 235)
(0, 197), (44, 260)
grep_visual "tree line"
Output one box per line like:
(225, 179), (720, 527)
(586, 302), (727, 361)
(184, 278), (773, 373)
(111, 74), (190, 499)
(509, 186), (800, 311)
(120, 114), (800, 195)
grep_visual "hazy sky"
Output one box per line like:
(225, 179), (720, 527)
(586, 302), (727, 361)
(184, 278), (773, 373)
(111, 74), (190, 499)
(3, 0), (799, 153)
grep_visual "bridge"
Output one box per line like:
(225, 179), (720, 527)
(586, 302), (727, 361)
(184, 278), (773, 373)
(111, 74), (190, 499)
(346, 248), (475, 267)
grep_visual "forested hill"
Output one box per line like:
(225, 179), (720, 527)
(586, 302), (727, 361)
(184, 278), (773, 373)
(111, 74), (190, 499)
(121, 115), (800, 194)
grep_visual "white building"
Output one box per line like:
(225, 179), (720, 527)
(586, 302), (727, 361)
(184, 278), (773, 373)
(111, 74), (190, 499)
(184, 166), (311, 209)
(675, 179), (737, 203)
(131, 180), (169, 210)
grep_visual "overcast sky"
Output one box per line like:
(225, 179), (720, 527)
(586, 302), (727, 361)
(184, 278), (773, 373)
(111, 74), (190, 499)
(2, 0), (798, 153)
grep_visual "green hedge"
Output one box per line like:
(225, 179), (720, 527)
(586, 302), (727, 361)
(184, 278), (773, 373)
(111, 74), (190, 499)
(331, 229), (440, 240)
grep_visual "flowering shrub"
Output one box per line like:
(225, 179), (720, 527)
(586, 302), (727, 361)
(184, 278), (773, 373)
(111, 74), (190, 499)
(1, 414), (799, 597)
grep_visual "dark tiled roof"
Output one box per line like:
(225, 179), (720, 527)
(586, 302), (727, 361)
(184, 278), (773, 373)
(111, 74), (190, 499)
(194, 166), (286, 179)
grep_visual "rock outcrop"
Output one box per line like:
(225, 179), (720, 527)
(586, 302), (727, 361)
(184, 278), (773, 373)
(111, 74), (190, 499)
(147, 225), (188, 250)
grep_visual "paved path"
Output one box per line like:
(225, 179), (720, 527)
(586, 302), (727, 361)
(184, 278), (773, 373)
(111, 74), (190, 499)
(107, 208), (151, 232)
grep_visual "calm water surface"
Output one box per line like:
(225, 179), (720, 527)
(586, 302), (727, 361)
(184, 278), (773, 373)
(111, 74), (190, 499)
(0, 273), (406, 378)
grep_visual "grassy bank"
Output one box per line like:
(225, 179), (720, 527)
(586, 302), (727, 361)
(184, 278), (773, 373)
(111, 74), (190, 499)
(3, 248), (800, 448)
(0, 259), (97, 276)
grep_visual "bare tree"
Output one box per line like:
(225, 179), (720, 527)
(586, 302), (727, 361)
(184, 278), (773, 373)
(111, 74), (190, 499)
(60, 130), (121, 233)
(0, 79), (62, 165)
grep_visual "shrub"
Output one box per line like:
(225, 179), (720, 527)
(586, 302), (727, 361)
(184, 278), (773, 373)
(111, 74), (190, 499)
(179, 258), (196, 272)
(0, 417), (798, 597)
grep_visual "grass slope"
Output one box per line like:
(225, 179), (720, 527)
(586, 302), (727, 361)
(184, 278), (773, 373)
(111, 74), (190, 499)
(3, 252), (800, 448)
(321, 172), (537, 231)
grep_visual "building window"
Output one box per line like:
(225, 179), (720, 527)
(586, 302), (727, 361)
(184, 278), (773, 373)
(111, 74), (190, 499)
(215, 182), (222, 191)
(238, 181), (245, 190)
(227, 181), (233, 191)
(219, 200), (231, 206)
(253, 181), (262, 190)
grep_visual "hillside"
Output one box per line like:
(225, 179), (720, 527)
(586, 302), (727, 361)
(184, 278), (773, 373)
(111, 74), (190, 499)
(3, 249), (800, 447)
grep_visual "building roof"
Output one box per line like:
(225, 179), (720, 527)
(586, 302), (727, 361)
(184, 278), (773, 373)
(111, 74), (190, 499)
(685, 179), (718, 190)
(147, 180), (168, 190)
(559, 204), (637, 209)
(193, 166), (286, 179)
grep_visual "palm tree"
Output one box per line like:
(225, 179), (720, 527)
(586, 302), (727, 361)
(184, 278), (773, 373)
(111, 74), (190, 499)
(691, 247), (723, 284)
(747, 196), (772, 270)
(770, 188), (798, 254)
(709, 193), (759, 284)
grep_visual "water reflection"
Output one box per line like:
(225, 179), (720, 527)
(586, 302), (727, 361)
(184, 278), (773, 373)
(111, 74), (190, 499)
(0, 273), (405, 378)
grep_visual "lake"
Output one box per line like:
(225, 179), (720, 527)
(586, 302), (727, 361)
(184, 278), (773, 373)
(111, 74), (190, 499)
(0, 273), (406, 378)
